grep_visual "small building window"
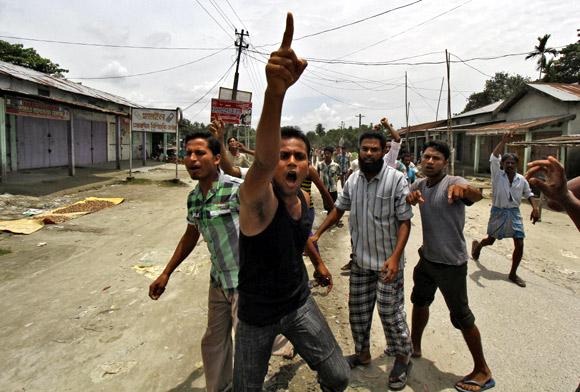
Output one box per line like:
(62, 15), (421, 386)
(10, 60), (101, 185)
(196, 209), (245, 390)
(38, 88), (50, 97)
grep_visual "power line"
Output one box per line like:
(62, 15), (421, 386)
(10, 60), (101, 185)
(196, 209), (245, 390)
(207, 0), (236, 31)
(450, 52), (493, 78)
(255, 0), (423, 47)
(69, 46), (232, 79)
(224, 0), (249, 32)
(194, 0), (234, 40)
(183, 60), (237, 111)
(0, 34), (230, 51)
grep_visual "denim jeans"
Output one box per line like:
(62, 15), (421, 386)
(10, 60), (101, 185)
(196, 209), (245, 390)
(233, 296), (350, 391)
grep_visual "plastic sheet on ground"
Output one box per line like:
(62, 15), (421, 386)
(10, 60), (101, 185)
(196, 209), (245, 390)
(0, 197), (124, 234)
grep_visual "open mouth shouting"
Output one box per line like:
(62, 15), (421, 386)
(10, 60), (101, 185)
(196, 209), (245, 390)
(286, 171), (298, 184)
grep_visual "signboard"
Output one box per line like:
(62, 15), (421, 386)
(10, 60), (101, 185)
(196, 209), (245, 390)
(5, 97), (70, 121)
(211, 99), (252, 126)
(132, 108), (178, 133)
(219, 87), (252, 103)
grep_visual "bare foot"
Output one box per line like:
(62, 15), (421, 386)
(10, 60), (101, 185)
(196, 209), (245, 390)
(509, 273), (526, 287)
(471, 240), (481, 261)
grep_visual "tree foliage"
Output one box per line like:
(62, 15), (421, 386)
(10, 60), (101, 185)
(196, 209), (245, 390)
(525, 34), (558, 79)
(463, 72), (530, 113)
(0, 40), (68, 77)
(543, 42), (580, 83)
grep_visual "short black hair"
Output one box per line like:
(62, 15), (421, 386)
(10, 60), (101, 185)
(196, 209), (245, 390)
(402, 152), (412, 159)
(185, 131), (221, 156)
(281, 127), (311, 158)
(501, 152), (519, 163)
(423, 140), (450, 160)
(323, 146), (334, 154)
(227, 136), (238, 143)
(359, 131), (387, 149)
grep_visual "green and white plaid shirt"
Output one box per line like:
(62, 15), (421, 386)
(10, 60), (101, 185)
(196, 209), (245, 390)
(187, 173), (242, 292)
(317, 161), (341, 192)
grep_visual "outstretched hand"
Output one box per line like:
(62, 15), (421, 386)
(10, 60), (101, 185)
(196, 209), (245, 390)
(447, 184), (469, 204)
(406, 190), (424, 205)
(266, 13), (308, 97)
(208, 116), (225, 140)
(381, 117), (400, 141)
(525, 156), (568, 204)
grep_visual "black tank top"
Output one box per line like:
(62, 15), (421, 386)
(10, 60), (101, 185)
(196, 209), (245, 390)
(237, 187), (312, 326)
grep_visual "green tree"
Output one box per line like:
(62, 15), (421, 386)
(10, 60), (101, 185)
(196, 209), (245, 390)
(0, 40), (68, 77)
(314, 123), (325, 137)
(463, 72), (530, 112)
(545, 42), (579, 83)
(525, 34), (558, 80)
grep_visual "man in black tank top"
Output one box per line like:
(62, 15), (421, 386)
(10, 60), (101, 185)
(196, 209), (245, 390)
(233, 13), (350, 392)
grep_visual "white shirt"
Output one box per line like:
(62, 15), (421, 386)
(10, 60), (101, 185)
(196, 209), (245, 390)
(490, 154), (533, 209)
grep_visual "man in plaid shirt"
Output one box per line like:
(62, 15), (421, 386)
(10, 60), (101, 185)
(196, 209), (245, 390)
(149, 130), (242, 392)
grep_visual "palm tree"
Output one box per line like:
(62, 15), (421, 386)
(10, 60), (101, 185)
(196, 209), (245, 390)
(526, 34), (558, 80)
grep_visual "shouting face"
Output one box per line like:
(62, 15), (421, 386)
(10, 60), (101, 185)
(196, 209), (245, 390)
(274, 138), (310, 196)
(184, 138), (219, 181)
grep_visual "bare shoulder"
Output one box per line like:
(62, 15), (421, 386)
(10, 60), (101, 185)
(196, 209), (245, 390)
(239, 182), (278, 236)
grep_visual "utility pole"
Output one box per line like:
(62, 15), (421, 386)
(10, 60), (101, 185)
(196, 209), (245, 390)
(405, 72), (409, 149)
(445, 49), (455, 175)
(355, 113), (365, 129)
(232, 29), (249, 101)
(435, 76), (445, 121)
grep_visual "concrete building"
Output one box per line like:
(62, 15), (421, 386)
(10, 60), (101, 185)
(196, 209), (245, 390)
(401, 83), (580, 178)
(0, 60), (151, 183)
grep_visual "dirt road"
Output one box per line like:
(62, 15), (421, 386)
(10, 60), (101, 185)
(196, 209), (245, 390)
(0, 164), (578, 391)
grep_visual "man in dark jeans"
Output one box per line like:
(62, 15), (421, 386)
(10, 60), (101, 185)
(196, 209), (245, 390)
(233, 13), (349, 392)
(407, 141), (495, 392)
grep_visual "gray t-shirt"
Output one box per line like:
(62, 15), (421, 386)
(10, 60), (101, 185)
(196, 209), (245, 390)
(411, 175), (471, 266)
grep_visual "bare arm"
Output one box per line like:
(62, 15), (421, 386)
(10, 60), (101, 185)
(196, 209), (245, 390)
(492, 131), (513, 158)
(308, 165), (334, 211)
(311, 207), (345, 242)
(239, 13), (307, 235)
(209, 117), (242, 178)
(380, 220), (411, 282)
(149, 224), (200, 299)
(239, 142), (255, 156)
(447, 184), (483, 204)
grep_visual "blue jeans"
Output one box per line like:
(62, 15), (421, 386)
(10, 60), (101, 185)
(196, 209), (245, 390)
(233, 296), (350, 391)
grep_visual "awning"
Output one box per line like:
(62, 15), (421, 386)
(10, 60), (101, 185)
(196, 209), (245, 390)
(464, 114), (575, 136)
(509, 135), (580, 148)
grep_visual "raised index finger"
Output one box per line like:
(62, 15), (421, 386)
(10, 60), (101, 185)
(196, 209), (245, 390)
(280, 12), (294, 49)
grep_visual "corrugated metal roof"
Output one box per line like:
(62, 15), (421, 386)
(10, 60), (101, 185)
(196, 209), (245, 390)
(453, 100), (503, 119)
(510, 135), (580, 147)
(465, 114), (574, 135)
(528, 83), (580, 102)
(399, 120), (447, 134)
(0, 60), (140, 108)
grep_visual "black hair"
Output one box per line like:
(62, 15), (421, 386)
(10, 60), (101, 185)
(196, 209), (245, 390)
(402, 152), (412, 159)
(359, 131), (387, 149)
(323, 146), (334, 154)
(185, 131), (221, 156)
(501, 152), (519, 163)
(422, 140), (450, 160)
(281, 127), (311, 158)
(227, 136), (238, 143)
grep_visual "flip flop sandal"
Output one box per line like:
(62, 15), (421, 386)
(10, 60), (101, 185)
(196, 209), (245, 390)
(388, 360), (413, 391)
(345, 354), (371, 369)
(454, 377), (496, 392)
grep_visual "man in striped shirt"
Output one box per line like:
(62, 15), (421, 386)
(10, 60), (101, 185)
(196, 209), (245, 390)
(312, 130), (414, 390)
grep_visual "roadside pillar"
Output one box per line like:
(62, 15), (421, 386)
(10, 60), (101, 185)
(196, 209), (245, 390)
(0, 97), (7, 183)
(523, 131), (532, 169)
(413, 136), (418, 159)
(8, 114), (16, 171)
(67, 109), (76, 176)
(474, 134), (481, 174)
(115, 116), (121, 170)
(142, 131), (146, 166)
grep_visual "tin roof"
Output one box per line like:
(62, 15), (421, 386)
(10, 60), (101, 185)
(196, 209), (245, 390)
(509, 135), (580, 147)
(528, 83), (580, 102)
(0, 60), (140, 108)
(464, 114), (575, 135)
(453, 100), (503, 119)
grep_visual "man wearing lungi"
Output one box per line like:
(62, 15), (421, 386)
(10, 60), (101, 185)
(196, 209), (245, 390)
(471, 131), (540, 287)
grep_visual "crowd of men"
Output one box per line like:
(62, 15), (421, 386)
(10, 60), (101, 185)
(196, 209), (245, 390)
(148, 12), (580, 392)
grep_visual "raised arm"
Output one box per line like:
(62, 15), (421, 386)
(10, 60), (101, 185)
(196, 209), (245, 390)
(492, 131), (513, 158)
(239, 142), (255, 156)
(308, 164), (335, 211)
(239, 13), (307, 234)
(209, 117), (243, 178)
(381, 117), (401, 167)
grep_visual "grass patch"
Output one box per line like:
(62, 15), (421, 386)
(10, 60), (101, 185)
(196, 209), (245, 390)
(159, 179), (188, 187)
(0, 248), (12, 256)
(120, 178), (153, 185)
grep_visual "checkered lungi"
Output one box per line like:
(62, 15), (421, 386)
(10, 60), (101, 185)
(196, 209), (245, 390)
(348, 262), (412, 356)
(487, 206), (525, 239)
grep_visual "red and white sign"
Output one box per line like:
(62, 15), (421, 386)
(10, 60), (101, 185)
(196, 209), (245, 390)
(5, 97), (70, 121)
(211, 99), (252, 126)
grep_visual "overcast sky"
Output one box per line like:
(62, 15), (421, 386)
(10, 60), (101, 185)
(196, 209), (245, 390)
(0, 0), (577, 131)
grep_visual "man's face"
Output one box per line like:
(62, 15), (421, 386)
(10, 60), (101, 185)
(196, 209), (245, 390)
(359, 138), (386, 174)
(403, 156), (412, 167)
(228, 138), (239, 151)
(502, 157), (517, 175)
(184, 139), (219, 180)
(274, 138), (309, 195)
(420, 147), (447, 178)
(324, 150), (333, 162)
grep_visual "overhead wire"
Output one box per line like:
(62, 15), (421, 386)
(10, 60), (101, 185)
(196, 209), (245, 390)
(225, 0), (249, 32)
(194, 0), (234, 40)
(69, 45), (232, 79)
(183, 59), (236, 111)
(207, 0), (236, 31)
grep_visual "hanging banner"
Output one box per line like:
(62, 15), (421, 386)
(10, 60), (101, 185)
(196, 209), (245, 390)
(210, 99), (252, 125)
(132, 108), (178, 133)
(5, 97), (70, 121)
